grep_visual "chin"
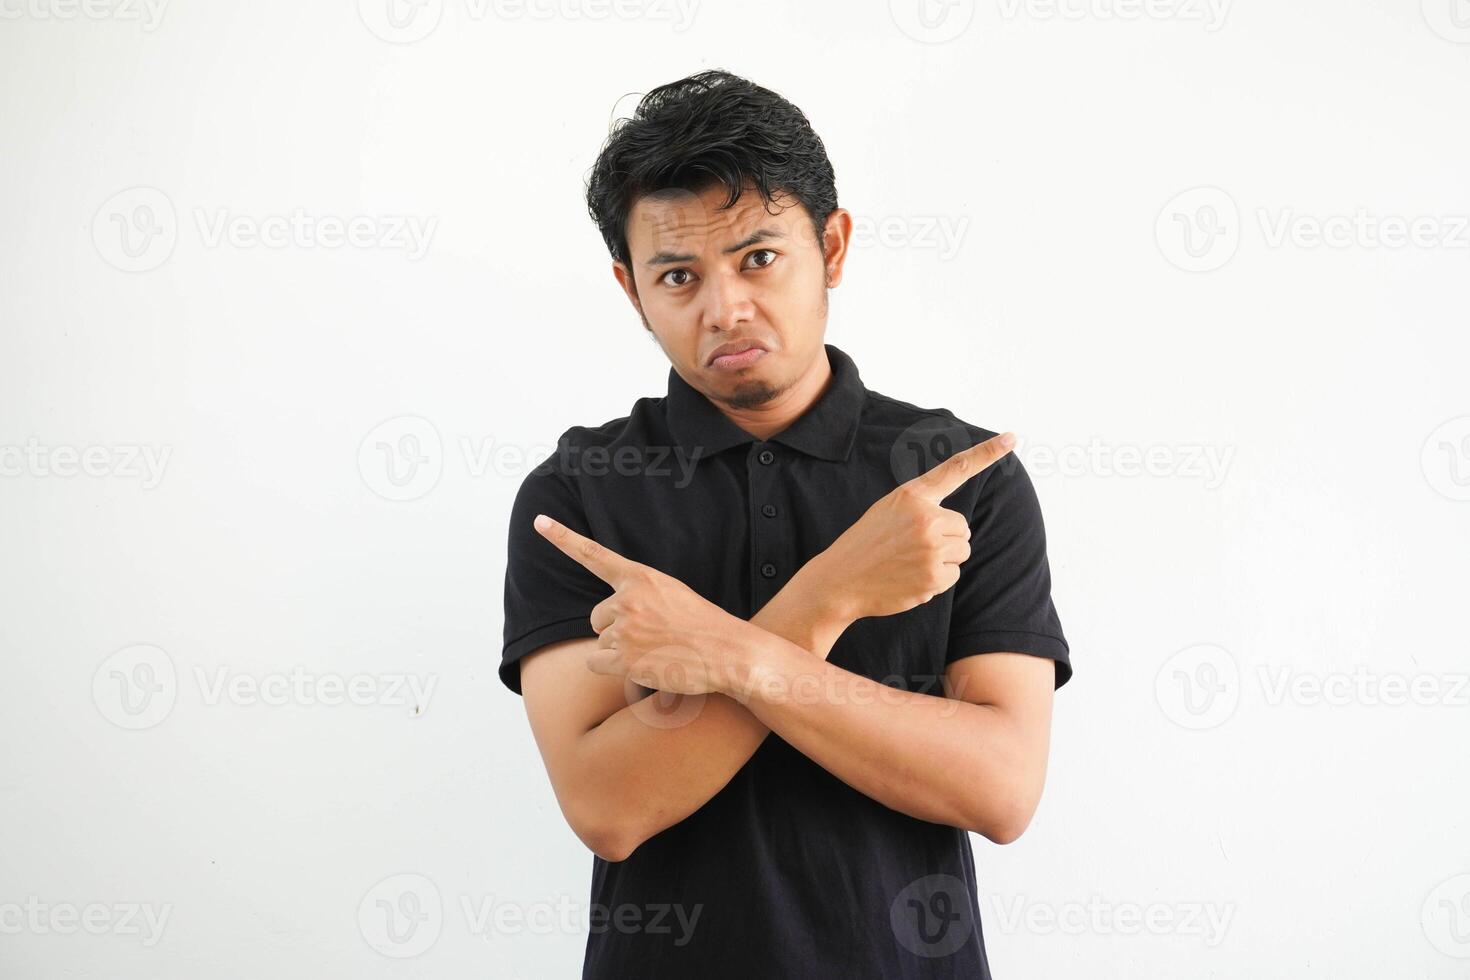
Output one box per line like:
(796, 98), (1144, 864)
(722, 376), (782, 410)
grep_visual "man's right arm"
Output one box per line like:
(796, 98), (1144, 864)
(519, 552), (851, 863)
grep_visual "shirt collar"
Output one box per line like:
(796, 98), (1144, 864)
(665, 343), (867, 463)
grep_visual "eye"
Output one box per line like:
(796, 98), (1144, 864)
(744, 249), (778, 270)
(660, 268), (695, 288)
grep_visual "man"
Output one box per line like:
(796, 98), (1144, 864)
(500, 70), (1070, 979)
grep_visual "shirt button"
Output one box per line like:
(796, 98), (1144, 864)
(760, 562), (777, 578)
(758, 449), (775, 465)
(761, 503), (777, 518)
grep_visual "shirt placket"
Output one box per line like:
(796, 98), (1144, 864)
(746, 440), (787, 609)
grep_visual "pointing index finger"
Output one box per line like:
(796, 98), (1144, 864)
(910, 432), (1017, 501)
(533, 513), (634, 586)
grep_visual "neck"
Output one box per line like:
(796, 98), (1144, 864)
(718, 347), (833, 442)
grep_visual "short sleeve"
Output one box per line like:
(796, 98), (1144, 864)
(945, 454), (1072, 690)
(499, 464), (611, 695)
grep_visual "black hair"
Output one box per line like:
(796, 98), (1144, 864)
(584, 69), (839, 270)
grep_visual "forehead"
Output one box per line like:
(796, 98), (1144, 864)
(625, 184), (808, 260)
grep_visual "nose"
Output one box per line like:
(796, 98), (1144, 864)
(700, 265), (756, 333)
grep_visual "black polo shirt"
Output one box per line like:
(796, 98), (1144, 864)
(500, 343), (1070, 980)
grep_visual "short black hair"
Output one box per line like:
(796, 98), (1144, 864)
(585, 69), (839, 270)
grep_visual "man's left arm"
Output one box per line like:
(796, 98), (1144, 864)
(727, 445), (1068, 843)
(722, 639), (1054, 843)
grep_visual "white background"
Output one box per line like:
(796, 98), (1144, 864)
(3, 1), (1469, 977)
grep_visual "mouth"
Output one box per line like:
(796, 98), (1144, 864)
(707, 340), (770, 371)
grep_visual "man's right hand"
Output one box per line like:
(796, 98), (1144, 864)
(810, 431), (1016, 622)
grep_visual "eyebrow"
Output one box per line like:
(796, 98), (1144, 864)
(643, 227), (786, 267)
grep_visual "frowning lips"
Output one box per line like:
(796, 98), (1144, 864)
(706, 339), (770, 366)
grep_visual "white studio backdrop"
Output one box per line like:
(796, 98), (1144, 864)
(2, 2), (1468, 977)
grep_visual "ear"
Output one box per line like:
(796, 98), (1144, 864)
(612, 261), (644, 319)
(820, 208), (854, 289)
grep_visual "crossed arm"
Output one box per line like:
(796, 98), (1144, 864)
(518, 433), (1058, 862)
